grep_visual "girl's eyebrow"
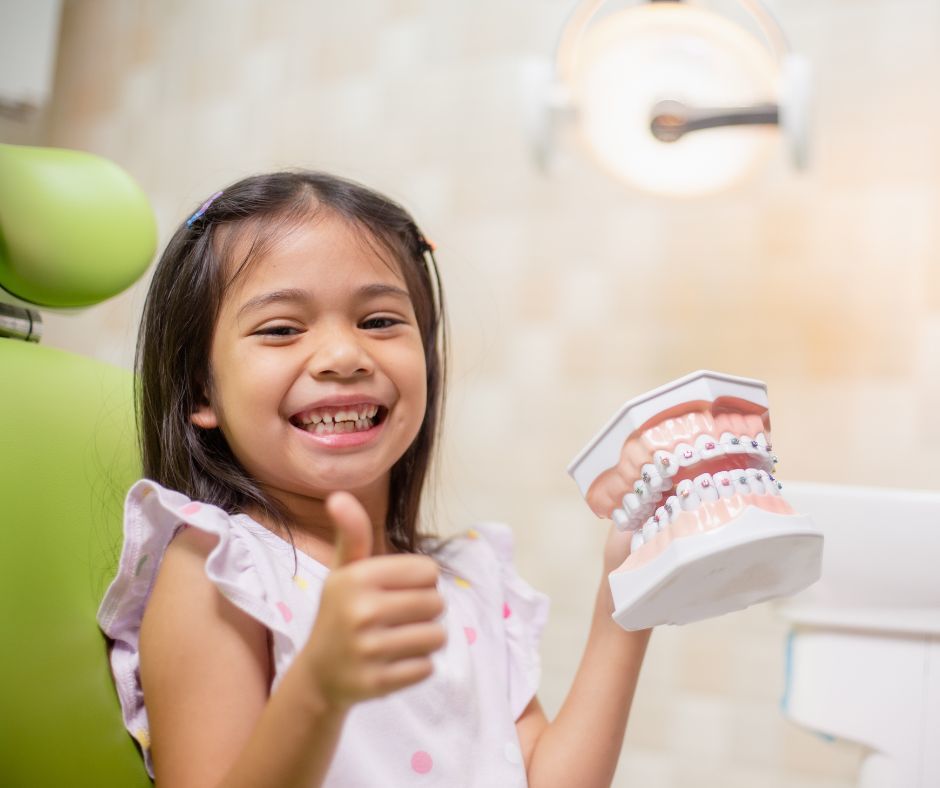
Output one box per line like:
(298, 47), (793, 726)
(237, 284), (411, 318)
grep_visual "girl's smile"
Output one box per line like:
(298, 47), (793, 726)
(190, 211), (428, 520)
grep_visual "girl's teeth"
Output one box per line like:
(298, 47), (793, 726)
(323, 414), (333, 424)
(695, 472), (719, 502)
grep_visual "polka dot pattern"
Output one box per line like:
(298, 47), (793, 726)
(276, 601), (293, 623)
(454, 577), (471, 589)
(180, 502), (202, 516)
(464, 626), (477, 645)
(503, 742), (523, 766)
(503, 602), (512, 619)
(411, 750), (433, 774)
(467, 528), (479, 540)
(293, 575), (308, 590)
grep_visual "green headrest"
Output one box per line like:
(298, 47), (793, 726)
(0, 143), (157, 308)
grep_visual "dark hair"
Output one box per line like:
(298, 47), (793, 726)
(136, 171), (447, 553)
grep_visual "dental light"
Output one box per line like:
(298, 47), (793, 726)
(537, 0), (811, 196)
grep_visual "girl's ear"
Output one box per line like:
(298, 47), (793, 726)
(190, 402), (219, 429)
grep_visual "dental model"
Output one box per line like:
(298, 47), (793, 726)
(568, 370), (823, 630)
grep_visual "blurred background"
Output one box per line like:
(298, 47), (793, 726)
(3, 1), (938, 785)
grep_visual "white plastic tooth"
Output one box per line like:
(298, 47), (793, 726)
(640, 463), (665, 494)
(654, 505), (668, 530)
(654, 450), (678, 481)
(745, 468), (766, 494)
(622, 492), (642, 517)
(695, 434), (724, 461)
(713, 470), (735, 499)
(630, 530), (645, 553)
(664, 495), (680, 523)
(733, 471), (751, 496)
(674, 443), (699, 468)
(755, 432), (769, 450)
(721, 432), (745, 453)
(763, 474), (781, 496)
(675, 479), (701, 511)
(642, 517), (658, 542)
(744, 435), (762, 456)
(612, 508), (632, 531)
(630, 478), (652, 504)
(695, 472), (719, 502)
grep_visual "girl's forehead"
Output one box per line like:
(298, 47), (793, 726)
(222, 212), (408, 297)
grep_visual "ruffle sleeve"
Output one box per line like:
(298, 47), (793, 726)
(96, 479), (291, 775)
(472, 521), (551, 720)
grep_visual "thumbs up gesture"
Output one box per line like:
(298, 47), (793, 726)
(301, 492), (447, 711)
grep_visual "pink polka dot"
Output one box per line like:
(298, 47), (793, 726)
(276, 602), (293, 623)
(180, 502), (202, 516)
(503, 602), (512, 619)
(464, 626), (477, 645)
(411, 750), (433, 774)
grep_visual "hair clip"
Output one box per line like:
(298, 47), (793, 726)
(186, 190), (224, 227)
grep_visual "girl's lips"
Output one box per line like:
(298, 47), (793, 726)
(290, 416), (387, 449)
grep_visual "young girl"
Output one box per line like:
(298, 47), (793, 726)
(98, 171), (651, 787)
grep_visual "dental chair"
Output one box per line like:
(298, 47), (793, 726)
(0, 143), (156, 786)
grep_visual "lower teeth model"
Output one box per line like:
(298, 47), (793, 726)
(568, 370), (823, 630)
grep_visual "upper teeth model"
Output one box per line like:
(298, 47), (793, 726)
(568, 370), (823, 630)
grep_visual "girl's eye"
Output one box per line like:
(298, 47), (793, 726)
(360, 316), (402, 330)
(255, 325), (301, 337)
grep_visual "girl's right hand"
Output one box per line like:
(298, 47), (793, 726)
(301, 492), (446, 711)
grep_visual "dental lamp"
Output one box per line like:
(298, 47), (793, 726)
(534, 0), (811, 196)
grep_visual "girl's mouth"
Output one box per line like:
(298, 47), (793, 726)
(289, 403), (389, 444)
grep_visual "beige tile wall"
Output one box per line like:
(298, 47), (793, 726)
(10, 0), (939, 784)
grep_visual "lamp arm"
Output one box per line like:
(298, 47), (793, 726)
(650, 99), (779, 142)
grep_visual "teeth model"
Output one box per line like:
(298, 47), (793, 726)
(568, 370), (824, 631)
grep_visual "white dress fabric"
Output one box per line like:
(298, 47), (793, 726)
(97, 479), (551, 786)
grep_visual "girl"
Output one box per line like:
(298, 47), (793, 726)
(98, 171), (651, 787)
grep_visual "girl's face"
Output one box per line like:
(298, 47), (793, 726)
(192, 212), (428, 517)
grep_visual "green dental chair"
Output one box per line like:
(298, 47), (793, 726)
(0, 143), (157, 786)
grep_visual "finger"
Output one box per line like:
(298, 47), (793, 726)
(326, 491), (373, 568)
(356, 554), (440, 589)
(368, 622), (448, 663)
(371, 588), (445, 627)
(373, 656), (435, 696)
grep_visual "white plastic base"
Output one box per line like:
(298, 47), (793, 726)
(608, 507), (823, 630)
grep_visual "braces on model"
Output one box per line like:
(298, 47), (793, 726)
(568, 370), (823, 630)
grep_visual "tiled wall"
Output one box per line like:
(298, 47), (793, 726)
(12, 0), (940, 784)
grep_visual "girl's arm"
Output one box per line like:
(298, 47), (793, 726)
(516, 524), (652, 788)
(140, 493), (445, 788)
(140, 527), (348, 788)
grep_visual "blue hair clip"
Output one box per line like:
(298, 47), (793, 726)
(186, 190), (223, 227)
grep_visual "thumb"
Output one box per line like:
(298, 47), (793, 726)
(326, 491), (374, 568)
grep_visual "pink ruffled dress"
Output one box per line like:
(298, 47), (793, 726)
(97, 480), (550, 786)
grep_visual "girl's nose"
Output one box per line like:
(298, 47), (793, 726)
(307, 326), (374, 379)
